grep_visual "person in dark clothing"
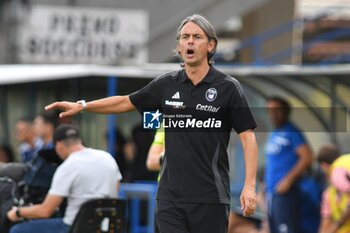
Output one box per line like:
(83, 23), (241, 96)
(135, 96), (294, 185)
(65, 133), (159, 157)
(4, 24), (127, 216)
(0, 144), (15, 163)
(125, 124), (157, 182)
(45, 14), (258, 233)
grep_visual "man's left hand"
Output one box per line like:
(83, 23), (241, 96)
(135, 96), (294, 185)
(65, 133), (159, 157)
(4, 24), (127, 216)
(276, 177), (293, 194)
(240, 185), (257, 217)
(7, 206), (21, 222)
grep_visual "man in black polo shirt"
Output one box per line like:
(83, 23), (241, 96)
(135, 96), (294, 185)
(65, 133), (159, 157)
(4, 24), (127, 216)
(46, 14), (258, 233)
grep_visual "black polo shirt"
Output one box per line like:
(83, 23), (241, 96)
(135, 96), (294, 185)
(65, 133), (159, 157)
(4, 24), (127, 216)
(129, 66), (256, 204)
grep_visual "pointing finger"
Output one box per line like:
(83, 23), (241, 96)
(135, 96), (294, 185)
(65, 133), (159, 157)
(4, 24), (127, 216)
(45, 102), (64, 111)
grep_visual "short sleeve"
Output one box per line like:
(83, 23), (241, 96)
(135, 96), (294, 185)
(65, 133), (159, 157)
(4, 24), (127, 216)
(129, 76), (164, 114)
(290, 130), (306, 151)
(152, 128), (165, 146)
(228, 78), (257, 134)
(49, 163), (78, 197)
(115, 162), (123, 181)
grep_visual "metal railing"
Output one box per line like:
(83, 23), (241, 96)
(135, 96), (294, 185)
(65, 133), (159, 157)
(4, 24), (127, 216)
(216, 17), (350, 65)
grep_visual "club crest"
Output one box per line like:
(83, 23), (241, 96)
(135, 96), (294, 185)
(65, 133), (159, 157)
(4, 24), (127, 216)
(205, 88), (217, 102)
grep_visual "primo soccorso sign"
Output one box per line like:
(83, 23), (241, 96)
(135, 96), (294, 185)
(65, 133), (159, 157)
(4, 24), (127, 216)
(17, 5), (148, 65)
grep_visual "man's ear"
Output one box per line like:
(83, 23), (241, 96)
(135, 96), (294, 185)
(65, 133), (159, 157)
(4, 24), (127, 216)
(208, 39), (215, 53)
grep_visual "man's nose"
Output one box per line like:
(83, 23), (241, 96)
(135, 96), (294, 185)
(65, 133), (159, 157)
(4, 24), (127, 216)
(187, 36), (194, 44)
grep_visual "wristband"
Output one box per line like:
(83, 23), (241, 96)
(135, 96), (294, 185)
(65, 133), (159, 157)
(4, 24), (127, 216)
(76, 100), (87, 113)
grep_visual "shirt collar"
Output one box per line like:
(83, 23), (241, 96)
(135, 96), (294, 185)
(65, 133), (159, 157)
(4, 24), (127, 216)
(179, 66), (216, 84)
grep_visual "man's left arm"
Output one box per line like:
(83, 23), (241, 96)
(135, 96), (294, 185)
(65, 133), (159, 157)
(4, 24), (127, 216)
(276, 144), (313, 194)
(239, 129), (258, 217)
(7, 194), (64, 221)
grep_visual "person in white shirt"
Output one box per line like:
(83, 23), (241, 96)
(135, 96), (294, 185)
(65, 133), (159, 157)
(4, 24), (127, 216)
(7, 124), (122, 233)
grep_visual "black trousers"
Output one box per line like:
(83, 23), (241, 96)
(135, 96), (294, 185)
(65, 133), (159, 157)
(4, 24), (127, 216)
(156, 200), (229, 233)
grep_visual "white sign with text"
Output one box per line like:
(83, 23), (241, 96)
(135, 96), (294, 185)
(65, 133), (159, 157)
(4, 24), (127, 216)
(17, 5), (148, 65)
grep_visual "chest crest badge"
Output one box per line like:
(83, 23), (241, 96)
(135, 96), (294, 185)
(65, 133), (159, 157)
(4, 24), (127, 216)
(205, 88), (217, 102)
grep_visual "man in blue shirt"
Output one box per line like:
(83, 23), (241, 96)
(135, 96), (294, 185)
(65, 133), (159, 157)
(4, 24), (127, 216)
(24, 112), (61, 204)
(265, 96), (313, 233)
(15, 117), (43, 163)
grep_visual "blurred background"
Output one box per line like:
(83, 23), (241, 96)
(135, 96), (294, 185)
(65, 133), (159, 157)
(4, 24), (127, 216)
(0, 0), (349, 154)
(0, 0), (350, 232)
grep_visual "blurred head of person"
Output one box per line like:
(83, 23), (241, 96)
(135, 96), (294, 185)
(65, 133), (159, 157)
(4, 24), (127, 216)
(317, 143), (340, 174)
(266, 96), (291, 128)
(331, 167), (350, 193)
(53, 124), (83, 160)
(15, 116), (35, 144)
(330, 154), (350, 193)
(34, 111), (59, 144)
(0, 144), (14, 163)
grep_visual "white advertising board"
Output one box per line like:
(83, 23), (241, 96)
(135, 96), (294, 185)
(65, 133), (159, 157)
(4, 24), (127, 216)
(17, 5), (148, 65)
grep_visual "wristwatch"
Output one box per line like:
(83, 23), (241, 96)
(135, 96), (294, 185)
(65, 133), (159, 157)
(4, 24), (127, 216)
(76, 100), (87, 113)
(15, 207), (22, 218)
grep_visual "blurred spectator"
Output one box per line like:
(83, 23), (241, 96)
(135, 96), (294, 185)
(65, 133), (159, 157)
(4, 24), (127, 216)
(298, 166), (324, 233)
(124, 124), (158, 182)
(0, 143), (25, 182)
(265, 96), (313, 233)
(0, 143), (26, 185)
(122, 124), (158, 230)
(318, 149), (350, 233)
(107, 127), (128, 178)
(7, 124), (122, 233)
(317, 144), (340, 175)
(146, 127), (164, 172)
(33, 112), (58, 149)
(15, 117), (43, 163)
(0, 144), (15, 163)
(22, 112), (62, 204)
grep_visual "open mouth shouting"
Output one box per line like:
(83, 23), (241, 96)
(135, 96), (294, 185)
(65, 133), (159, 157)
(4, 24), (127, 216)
(186, 48), (195, 58)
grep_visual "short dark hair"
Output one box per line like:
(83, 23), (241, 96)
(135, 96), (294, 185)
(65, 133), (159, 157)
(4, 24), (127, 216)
(16, 116), (34, 124)
(37, 111), (59, 128)
(266, 96), (291, 116)
(317, 144), (340, 165)
(0, 144), (14, 162)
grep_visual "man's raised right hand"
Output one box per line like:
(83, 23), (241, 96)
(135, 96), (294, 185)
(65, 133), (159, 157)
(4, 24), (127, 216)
(45, 101), (83, 118)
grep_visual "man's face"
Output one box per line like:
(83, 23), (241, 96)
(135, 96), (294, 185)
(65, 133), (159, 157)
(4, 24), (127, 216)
(266, 100), (289, 128)
(55, 142), (68, 160)
(15, 121), (32, 142)
(177, 21), (215, 67)
(33, 116), (46, 138)
(319, 162), (331, 175)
